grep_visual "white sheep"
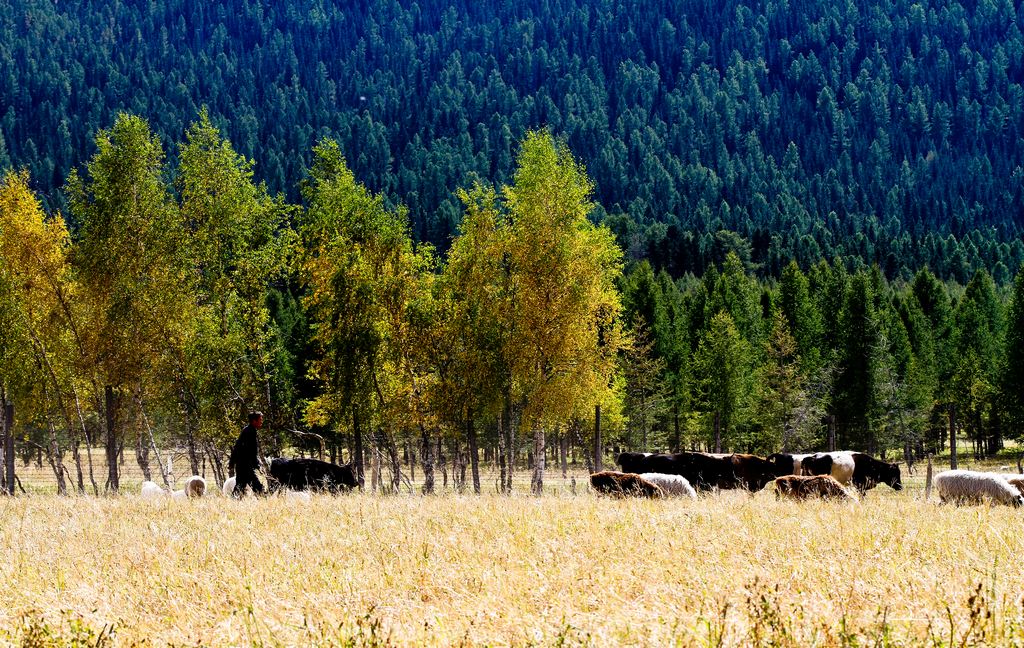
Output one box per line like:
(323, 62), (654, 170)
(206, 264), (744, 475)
(222, 476), (236, 497)
(935, 470), (1024, 507)
(140, 481), (168, 498)
(172, 475), (207, 499)
(639, 473), (697, 499)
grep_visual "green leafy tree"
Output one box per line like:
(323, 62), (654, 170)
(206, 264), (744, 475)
(175, 110), (293, 478)
(299, 138), (423, 487)
(67, 114), (190, 492)
(694, 311), (749, 452)
(1002, 267), (1024, 440)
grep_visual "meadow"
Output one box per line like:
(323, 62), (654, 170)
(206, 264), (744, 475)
(2, 463), (1024, 647)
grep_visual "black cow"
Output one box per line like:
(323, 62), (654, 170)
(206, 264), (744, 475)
(730, 454), (788, 491)
(850, 453), (902, 492)
(800, 453), (835, 478)
(269, 457), (358, 493)
(615, 452), (652, 474)
(616, 452), (738, 491)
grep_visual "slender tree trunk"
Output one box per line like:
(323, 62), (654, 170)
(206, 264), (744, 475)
(46, 418), (67, 496)
(672, 402), (681, 452)
(3, 401), (14, 496)
(925, 453), (933, 501)
(593, 404), (602, 473)
(531, 423), (545, 495)
(438, 437), (448, 490)
(371, 439), (381, 494)
(559, 428), (568, 479)
(136, 395), (169, 488)
(104, 385), (119, 493)
(827, 415), (836, 452)
(467, 415), (480, 494)
(84, 423), (98, 496)
(71, 434), (85, 494)
(420, 424), (434, 495)
(498, 441), (507, 494)
(353, 408), (364, 489)
(714, 411), (722, 453)
(206, 442), (225, 486)
(403, 438), (411, 483)
(501, 392), (514, 494)
(135, 429), (152, 482)
(386, 432), (402, 493)
(949, 405), (958, 470)
(458, 448), (467, 492)
(186, 418), (199, 476)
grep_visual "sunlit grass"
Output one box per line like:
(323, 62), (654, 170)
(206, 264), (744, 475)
(1, 469), (1023, 646)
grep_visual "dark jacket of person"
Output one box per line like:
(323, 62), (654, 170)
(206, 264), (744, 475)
(229, 424), (260, 474)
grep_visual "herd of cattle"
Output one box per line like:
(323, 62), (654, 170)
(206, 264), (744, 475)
(135, 451), (1024, 508)
(140, 457), (359, 499)
(594, 450), (1024, 507)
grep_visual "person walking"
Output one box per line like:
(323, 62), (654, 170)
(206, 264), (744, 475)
(230, 411), (265, 497)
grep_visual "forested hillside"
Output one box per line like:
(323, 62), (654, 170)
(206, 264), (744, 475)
(3, 0), (1024, 279)
(2, 114), (1024, 498)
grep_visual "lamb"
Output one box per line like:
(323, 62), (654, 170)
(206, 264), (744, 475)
(140, 481), (168, 498)
(171, 475), (207, 499)
(222, 476), (236, 497)
(773, 474), (857, 501)
(638, 472), (697, 499)
(589, 471), (664, 498)
(934, 470), (1024, 507)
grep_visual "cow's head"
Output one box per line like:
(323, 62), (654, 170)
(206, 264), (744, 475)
(885, 462), (903, 491)
(766, 453), (792, 476)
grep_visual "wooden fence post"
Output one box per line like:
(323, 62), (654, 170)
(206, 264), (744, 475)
(924, 453), (933, 501)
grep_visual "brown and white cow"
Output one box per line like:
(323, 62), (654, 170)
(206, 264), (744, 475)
(590, 471), (664, 498)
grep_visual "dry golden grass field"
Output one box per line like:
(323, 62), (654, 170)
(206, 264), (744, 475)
(2, 465), (1024, 647)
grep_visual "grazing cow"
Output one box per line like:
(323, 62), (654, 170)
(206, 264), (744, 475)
(767, 453), (813, 476)
(140, 481), (167, 498)
(774, 475), (857, 501)
(618, 451), (782, 491)
(850, 453), (902, 492)
(589, 471), (663, 498)
(615, 452), (652, 474)
(269, 457), (358, 493)
(801, 452), (856, 485)
(935, 470), (1024, 507)
(730, 454), (787, 491)
(639, 473), (697, 499)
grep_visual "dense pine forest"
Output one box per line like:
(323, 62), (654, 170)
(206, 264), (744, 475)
(1, 0), (1024, 494)
(2, 0), (1024, 279)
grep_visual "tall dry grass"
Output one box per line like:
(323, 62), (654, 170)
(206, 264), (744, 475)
(1, 475), (1023, 646)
